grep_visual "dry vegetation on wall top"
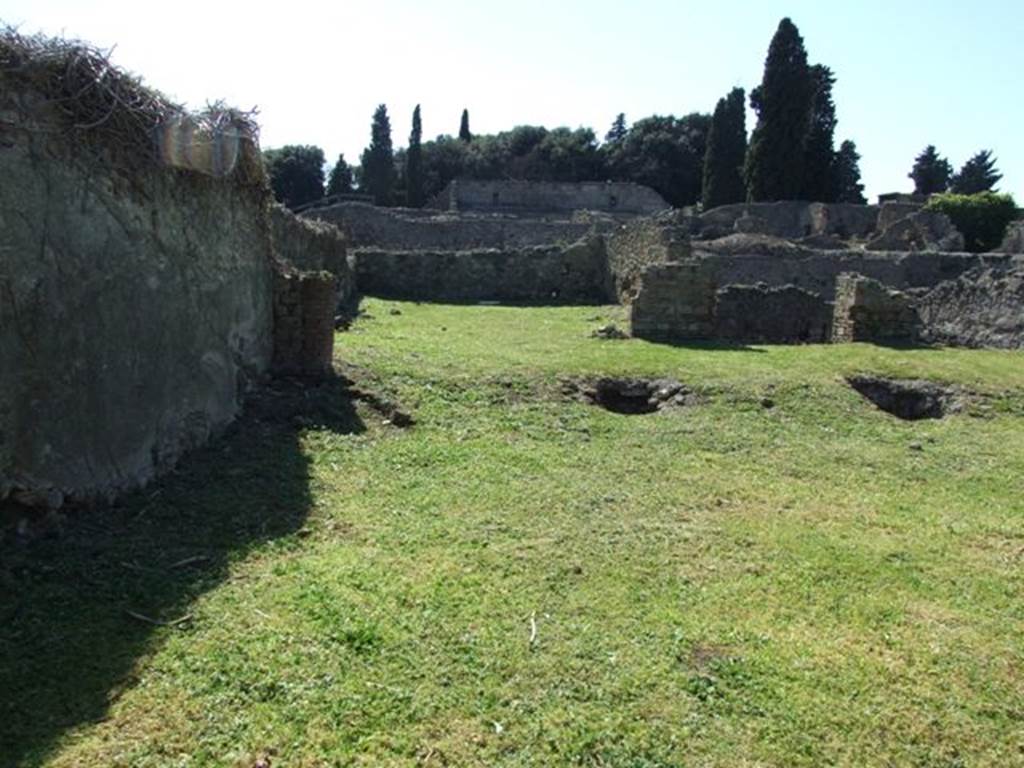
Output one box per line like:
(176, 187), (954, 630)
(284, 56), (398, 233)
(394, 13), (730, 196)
(0, 27), (264, 185)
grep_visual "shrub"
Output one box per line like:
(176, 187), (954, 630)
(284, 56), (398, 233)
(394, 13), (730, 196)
(924, 192), (1018, 252)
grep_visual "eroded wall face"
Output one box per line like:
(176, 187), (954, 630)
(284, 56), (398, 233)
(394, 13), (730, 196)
(304, 202), (602, 252)
(353, 239), (613, 304)
(0, 108), (274, 505)
(429, 180), (670, 215)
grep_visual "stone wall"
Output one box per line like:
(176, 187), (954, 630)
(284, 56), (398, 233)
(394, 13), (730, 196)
(271, 204), (356, 311)
(629, 262), (716, 341)
(0, 75), (275, 507)
(714, 284), (832, 343)
(994, 221), (1024, 254)
(428, 179), (670, 215)
(698, 202), (880, 241)
(694, 239), (1009, 300)
(272, 271), (338, 377)
(916, 266), (1024, 349)
(605, 216), (692, 302)
(831, 274), (920, 343)
(304, 202), (603, 252)
(352, 237), (613, 303)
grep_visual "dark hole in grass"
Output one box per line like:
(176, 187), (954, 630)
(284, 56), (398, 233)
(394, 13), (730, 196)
(576, 377), (692, 415)
(847, 375), (956, 421)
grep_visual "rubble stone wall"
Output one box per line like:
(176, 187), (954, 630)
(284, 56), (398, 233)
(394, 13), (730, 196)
(606, 218), (692, 302)
(428, 179), (670, 215)
(304, 202), (603, 252)
(352, 237), (613, 303)
(629, 262), (716, 341)
(714, 284), (832, 343)
(271, 204), (356, 310)
(832, 274), (920, 343)
(272, 271), (338, 377)
(694, 243), (1007, 300)
(916, 265), (1024, 349)
(0, 84), (275, 507)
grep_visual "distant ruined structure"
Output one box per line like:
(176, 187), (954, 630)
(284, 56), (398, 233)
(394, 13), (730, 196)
(428, 179), (670, 216)
(306, 187), (1023, 348)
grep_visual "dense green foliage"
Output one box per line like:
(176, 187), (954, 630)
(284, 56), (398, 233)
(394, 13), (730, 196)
(9, 301), (1023, 767)
(800, 65), (838, 202)
(325, 153), (353, 196)
(459, 108), (472, 142)
(603, 113), (711, 207)
(262, 145), (325, 209)
(925, 191), (1018, 252)
(360, 105), (396, 206)
(909, 145), (952, 195)
(744, 18), (814, 201)
(702, 88), (747, 209)
(951, 149), (1002, 194)
(405, 106), (425, 208)
(833, 140), (866, 203)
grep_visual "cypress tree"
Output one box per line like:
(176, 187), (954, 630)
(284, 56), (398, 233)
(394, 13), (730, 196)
(406, 105), (424, 207)
(833, 140), (866, 204)
(951, 150), (1002, 194)
(360, 104), (395, 206)
(459, 109), (472, 142)
(744, 17), (814, 201)
(800, 65), (838, 202)
(908, 145), (952, 195)
(326, 153), (353, 196)
(605, 113), (628, 144)
(701, 88), (747, 210)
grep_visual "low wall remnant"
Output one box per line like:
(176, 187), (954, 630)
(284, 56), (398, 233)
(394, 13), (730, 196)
(831, 274), (920, 344)
(628, 262), (716, 342)
(352, 237), (612, 304)
(272, 271), (338, 377)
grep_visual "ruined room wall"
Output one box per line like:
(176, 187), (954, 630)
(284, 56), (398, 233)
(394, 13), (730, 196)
(303, 202), (602, 251)
(916, 265), (1024, 349)
(0, 75), (275, 507)
(693, 242), (1010, 300)
(272, 270), (338, 377)
(698, 202), (880, 241)
(427, 180), (670, 215)
(628, 262), (717, 342)
(605, 218), (692, 302)
(714, 284), (832, 343)
(352, 238), (613, 304)
(270, 204), (356, 310)
(831, 274), (920, 344)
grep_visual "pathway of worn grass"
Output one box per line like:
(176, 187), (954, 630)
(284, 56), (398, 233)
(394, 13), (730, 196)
(5, 300), (1023, 767)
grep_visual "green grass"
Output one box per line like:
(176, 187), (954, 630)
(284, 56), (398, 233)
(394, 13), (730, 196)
(3, 299), (1023, 767)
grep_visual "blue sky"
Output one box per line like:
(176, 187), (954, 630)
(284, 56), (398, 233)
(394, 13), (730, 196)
(5, 0), (1022, 201)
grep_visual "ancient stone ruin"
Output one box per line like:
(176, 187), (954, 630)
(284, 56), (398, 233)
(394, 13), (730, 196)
(3, 29), (1023, 516)
(0, 33), (351, 510)
(301, 191), (1023, 349)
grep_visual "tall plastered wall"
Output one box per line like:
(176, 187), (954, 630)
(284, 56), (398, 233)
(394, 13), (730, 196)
(0, 79), (276, 507)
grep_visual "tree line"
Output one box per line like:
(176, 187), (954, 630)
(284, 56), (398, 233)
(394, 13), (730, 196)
(264, 18), (1005, 212)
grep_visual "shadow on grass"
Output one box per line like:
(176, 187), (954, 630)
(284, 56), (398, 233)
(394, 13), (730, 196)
(0, 375), (364, 766)
(635, 338), (769, 353)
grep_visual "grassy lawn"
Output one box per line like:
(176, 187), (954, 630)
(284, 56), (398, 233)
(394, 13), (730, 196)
(3, 299), (1023, 767)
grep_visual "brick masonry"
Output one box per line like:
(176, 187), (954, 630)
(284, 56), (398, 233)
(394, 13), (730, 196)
(273, 270), (338, 378)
